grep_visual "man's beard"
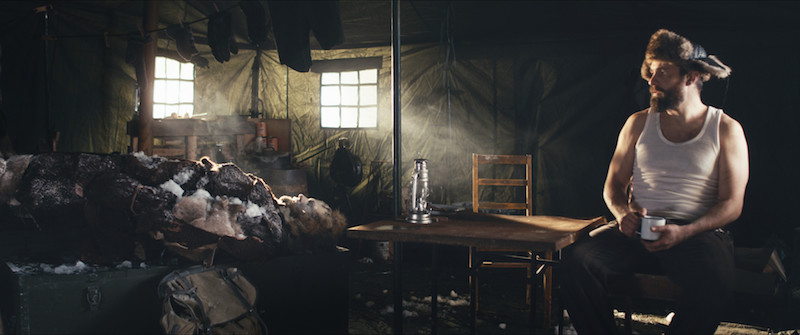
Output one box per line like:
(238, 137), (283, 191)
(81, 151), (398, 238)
(650, 85), (683, 113)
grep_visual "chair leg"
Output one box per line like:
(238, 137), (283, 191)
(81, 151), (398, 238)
(474, 273), (480, 312)
(526, 262), (532, 306)
(623, 297), (633, 335)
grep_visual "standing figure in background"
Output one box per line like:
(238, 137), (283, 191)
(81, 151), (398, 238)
(562, 29), (749, 334)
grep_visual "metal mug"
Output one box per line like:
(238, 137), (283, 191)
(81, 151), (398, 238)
(640, 215), (666, 241)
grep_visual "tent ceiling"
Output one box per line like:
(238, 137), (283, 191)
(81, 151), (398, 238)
(3, 1), (796, 55)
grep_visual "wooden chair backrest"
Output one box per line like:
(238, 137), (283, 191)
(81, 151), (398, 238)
(472, 153), (532, 215)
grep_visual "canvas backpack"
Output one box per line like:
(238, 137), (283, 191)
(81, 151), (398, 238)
(158, 265), (267, 335)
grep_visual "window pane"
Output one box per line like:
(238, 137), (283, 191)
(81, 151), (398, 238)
(153, 104), (166, 119)
(179, 104), (194, 118)
(155, 57), (166, 78)
(360, 107), (378, 127)
(360, 85), (377, 105)
(341, 71), (358, 84)
(180, 63), (195, 80)
(320, 86), (340, 105)
(341, 86), (358, 106)
(321, 72), (339, 85)
(165, 58), (180, 78)
(153, 80), (166, 103)
(318, 66), (380, 128)
(165, 80), (180, 104)
(360, 69), (377, 84)
(321, 107), (340, 127)
(341, 107), (358, 127)
(153, 57), (194, 119)
(179, 81), (194, 103)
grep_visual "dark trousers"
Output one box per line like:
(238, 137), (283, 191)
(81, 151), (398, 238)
(560, 226), (734, 334)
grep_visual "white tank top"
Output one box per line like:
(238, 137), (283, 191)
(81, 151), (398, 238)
(631, 107), (722, 222)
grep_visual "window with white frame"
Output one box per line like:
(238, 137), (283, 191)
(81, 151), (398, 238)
(153, 56), (194, 119)
(319, 68), (378, 128)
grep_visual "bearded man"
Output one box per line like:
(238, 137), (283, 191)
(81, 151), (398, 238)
(561, 29), (749, 334)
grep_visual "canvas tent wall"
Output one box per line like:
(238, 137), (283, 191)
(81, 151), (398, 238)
(1, 1), (799, 249)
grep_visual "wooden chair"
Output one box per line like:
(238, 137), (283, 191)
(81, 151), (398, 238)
(471, 154), (556, 327)
(581, 221), (683, 333)
(607, 272), (683, 333)
(600, 221), (788, 334)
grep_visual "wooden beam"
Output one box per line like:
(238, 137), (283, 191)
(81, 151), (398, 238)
(138, 0), (158, 155)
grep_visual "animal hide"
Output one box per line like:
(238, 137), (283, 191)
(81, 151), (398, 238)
(0, 152), (345, 265)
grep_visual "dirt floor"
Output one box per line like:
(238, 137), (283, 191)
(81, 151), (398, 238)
(346, 243), (800, 335)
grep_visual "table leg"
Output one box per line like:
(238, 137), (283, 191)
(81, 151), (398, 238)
(431, 244), (438, 335)
(529, 253), (537, 335)
(130, 136), (138, 153)
(556, 251), (564, 335)
(393, 242), (403, 335)
(544, 250), (554, 329)
(469, 247), (478, 335)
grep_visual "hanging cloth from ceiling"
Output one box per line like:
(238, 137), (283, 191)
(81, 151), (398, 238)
(267, 0), (344, 72)
(207, 10), (239, 63)
(239, 0), (270, 47)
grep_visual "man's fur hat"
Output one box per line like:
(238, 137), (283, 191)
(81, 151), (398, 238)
(641, 29), (731, 82)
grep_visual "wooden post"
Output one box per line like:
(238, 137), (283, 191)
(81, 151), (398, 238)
(186, 136), (197, 160)
(251, 48), (261, 116)
(138, 0), (158, 155)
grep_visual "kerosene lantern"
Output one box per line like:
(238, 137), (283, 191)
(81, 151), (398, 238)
(407, 159), (432, 224)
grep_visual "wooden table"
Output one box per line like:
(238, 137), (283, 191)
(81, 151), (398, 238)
(126, 117), (290, 160)
(348, 213), (606, 334)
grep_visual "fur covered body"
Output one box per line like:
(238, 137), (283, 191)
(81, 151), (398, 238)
(0, 152), (346, 265)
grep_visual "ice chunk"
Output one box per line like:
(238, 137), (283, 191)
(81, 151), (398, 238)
(160, 179), (184, 198)
(172, 168), (195, 185)
(245, 202), (266, 218)
(116, 260), (133, 269)
(402, 310), (418, 317)
(191, 188), (212, 200)
(133, 151), (162, 169)
(53, 261), (89, 274)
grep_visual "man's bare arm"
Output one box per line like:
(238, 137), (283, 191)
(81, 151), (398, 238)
(603, 110), (647, 236)
(689, 115), (749, 233)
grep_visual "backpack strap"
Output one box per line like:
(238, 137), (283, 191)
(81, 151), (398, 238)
(176, 275), (213, 334)
(220, 268), (269, 335)
(159, 266), (216, 334)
